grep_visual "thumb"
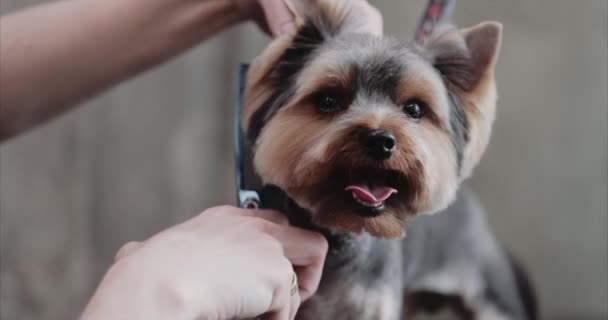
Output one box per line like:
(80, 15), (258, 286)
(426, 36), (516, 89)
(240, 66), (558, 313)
(114, 241), (143, 261)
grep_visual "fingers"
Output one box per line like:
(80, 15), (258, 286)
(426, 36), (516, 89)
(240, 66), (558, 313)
(114, 241), (142, 261)
(266, 269), (301, 320)
(264, 258), (292, 320)
(353, 0), (383, 35)
(191, 205), (327, 303)
(233, 208), (327, 301)
(266, 294), (301, 320)
(235, 208), (290, 226)
(192, 205), (290, 226)
(288, 273), (301, 320)
(265, 226), (328, 300)
(240, 209), (327, 300)
(259, 0), (296, 36)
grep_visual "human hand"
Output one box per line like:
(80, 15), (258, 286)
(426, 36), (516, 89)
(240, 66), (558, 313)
(81, 206), (328, 320)
(232, 0), (296, 37)
(232, 0), (382, 37)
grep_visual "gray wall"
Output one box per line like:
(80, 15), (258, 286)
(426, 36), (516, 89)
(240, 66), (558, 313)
(1, 0), (606, 319)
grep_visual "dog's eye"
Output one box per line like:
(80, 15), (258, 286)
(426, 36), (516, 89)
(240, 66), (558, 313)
(403, 100), (425, 120)
(312, 91), (346, 113)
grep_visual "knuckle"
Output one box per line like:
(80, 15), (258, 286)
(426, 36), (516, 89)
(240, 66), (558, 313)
(306, 279), (320, 298)
(197, 205), (241, 223)
(211, 205), (235, 215)
(309, 232), (329, 256)
(280, 259), (294, 282)
(198, 206), (220, 219)
(114, 241), (141, 261)
(247, 226), (283, 255)
(251, 217), (275, 233)
(155, 280), (192, 317)
(271, 269), (290, 298)
(312, 232), (328, 247)
(271, 257), (291, 279)
(118, 241), (139, 251)
(265, 210), (289, 225)
(370, 5), (381, 16)
(289, 295), (301, 320)
(265, 236), (284, 257)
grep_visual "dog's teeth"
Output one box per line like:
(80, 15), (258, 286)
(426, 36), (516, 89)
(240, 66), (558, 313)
(351, 192), (383, 208)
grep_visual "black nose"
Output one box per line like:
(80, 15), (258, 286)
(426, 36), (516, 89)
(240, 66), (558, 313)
(360, 129), (396, 160)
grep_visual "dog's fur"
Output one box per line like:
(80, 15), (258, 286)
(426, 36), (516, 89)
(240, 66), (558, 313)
(242, 0), (536, 318)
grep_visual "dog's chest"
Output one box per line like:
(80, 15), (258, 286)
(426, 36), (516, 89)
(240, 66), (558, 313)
(298, 284), (402, 320)
(296, 239), (404, 320)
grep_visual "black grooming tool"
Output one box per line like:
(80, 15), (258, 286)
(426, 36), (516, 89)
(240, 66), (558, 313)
(234, 63), (262, 210)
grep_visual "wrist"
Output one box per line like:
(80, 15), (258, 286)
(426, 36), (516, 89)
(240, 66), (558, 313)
(82, 258), (222, 320)
(81, 260), (183, 320)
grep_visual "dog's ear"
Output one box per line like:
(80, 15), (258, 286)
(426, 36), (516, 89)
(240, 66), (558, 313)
(424, 22), (503, 178)
(425, 21), (502, 92)
(245, 0), (383, 89)
(243, 0), (382, 140)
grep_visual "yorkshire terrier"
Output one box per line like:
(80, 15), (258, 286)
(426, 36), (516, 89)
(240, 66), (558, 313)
(241, 0), (536, 319)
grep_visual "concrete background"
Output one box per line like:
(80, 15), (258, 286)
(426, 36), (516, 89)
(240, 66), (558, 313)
(1, 0), (606, 319)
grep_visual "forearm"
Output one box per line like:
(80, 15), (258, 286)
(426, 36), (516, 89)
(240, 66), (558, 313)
(0, 0), (242, 141)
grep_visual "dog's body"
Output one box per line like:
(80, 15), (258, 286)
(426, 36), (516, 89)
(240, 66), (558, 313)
(241, 0), (536, 318)
(259, 187), (535, 320)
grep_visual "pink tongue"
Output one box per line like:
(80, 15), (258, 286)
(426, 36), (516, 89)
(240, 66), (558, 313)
(345, 185), (398, 203)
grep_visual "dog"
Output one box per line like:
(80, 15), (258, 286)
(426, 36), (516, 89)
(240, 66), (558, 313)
(241, 0), (536, 319)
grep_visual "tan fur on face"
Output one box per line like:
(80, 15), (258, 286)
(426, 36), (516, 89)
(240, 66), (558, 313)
(242, 35), (296, 128)
(396, 60), (452, 133)
(253, 73), (460, 237)
(424, 22), (503, 179)
(460, 78), (497, 178)
(253, 102), (407, 235)
(459, 22), (503, 178)
(243, 0), (503, 237)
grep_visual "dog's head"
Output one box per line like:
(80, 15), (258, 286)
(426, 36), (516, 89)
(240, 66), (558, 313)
(242, 0), (502, 238)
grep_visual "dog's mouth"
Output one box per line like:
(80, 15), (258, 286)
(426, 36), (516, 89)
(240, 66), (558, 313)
(346, 183), (396, 211)
(291, 166), (415, 237)
(338, 168), (406, 217)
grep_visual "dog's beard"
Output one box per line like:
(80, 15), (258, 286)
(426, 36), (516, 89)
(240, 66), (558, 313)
(286, 166), (418, 238)
(287, 147), (439, 237)
(251, 103), (461, 238)
(258, 129), (443, 239)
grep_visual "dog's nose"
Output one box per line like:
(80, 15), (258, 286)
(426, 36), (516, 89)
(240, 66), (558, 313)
(360, 129), (396, 160)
